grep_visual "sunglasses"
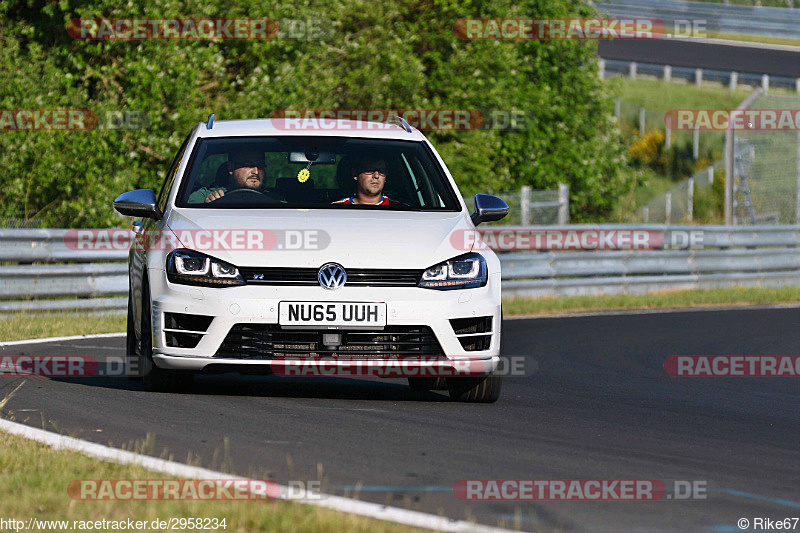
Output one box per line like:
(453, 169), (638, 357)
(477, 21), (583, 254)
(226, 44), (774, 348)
(357, 167), (387, 176)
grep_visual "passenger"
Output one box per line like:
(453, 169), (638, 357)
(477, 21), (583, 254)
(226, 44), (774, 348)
(332, 156), (404, 206)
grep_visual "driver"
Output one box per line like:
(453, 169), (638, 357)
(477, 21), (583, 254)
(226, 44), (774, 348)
(189, 149), (266, 203)
(332, 156), (405, 206)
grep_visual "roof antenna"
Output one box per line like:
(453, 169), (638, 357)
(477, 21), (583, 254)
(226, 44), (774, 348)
(388, 115), (412, 133)
(206, 113), (215, 129)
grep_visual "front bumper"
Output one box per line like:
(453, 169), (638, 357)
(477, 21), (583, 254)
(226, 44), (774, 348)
(148, 268), (502, 373)
(153, 353), (502, 377)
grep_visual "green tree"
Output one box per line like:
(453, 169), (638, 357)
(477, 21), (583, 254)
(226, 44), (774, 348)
(0, 0), (628, 226)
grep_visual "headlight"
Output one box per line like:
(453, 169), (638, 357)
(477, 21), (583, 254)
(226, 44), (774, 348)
(167, 249), (245, 287)
(418, 253), (487, 290)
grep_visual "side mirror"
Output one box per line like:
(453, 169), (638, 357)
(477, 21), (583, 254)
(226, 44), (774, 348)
(471, 194), (508, 226)
(113, 189), (161, 219)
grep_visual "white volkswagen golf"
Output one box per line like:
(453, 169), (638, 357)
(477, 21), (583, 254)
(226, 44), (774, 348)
(114, 116), (508, 402)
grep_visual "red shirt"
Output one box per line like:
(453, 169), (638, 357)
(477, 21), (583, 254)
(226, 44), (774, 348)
(333, 195), (404, 206)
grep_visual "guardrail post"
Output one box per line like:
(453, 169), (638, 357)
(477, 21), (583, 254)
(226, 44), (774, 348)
(643, 206), (649, 223)
(558, 183), (569, 224)
(665, 126), (671, 149)
(629, 61), (637, 79)
(796, 78), (800, 93)
(639, 107), (646, 134)
(663, 65), (671, 83)
(730, 71), (737, 91)
(708, 165), (714, 185)
(695, 68), (703, 87)
(520, 185), (531, 226)
(688, 178), (695, 221)
(762, 74), (770, 93)
(693, 126), (700, 160)
(796, 130), (800, 224)
(725, 132), (733, 225)
(614, 97), (620, 120)
(726, 88), (765, 225)
(665, 191), (672, 224)
(598, 58), (605, 79)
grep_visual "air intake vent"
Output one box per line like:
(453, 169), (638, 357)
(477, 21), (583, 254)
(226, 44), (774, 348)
(450, 317), (492, 335)
(165, 332), (203, 349)
(450, 316), (492, 352)
(164, 313), (213, 348)
(165, 313), (213, 331)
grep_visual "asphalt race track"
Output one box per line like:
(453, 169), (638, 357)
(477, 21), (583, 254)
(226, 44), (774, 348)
(1, 307), (799, 532)
(598, 39), (800, 78)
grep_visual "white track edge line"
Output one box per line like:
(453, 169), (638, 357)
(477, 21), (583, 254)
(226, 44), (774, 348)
(664, 34), (800, 52)
(0, 418), (516, 533)
(0, 332), (126, 347)
(505, 303), (800, 320)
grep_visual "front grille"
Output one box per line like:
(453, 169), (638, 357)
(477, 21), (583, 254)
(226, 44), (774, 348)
(214, 324), (444, 359)
(239, 267), (422, 287)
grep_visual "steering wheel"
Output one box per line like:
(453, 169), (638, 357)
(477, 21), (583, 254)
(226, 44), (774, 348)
(211, 188), (284, 205)
(224, 188), (269, 197)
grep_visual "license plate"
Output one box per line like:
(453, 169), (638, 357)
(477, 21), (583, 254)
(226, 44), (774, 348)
(278, 302), (387, 329)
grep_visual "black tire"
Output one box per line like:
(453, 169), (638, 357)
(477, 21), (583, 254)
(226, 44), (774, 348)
(446, 373), (502, 403)
(408, 377), (448, 391)
(140, 279), (194, 393)
(125, 290), (142, 381)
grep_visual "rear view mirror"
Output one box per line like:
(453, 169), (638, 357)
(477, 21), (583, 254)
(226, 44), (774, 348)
(288, 151), (337, 164)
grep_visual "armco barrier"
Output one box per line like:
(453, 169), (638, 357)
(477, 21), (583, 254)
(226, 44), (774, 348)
(1, 225), (800, 310)
(598, 0), (800, 40)
(0, 229), (128, 311)
(497, 224), (800, 297)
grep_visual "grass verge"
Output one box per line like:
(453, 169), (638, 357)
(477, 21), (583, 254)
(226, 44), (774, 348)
(504, 286), (800, 317)
(611, 76), (751, 113)
(0, 430), (427, 533)
(0, 310), (126, 342)
(707, 31), (800, 48)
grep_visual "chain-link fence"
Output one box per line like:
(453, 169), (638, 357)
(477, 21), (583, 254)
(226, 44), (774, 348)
(616, 97), (725, 160)
(463, 185), (569, 226)
(0, 214), (43, 229)
(732, 94), (800, 224)
(638, 165), (717, 224)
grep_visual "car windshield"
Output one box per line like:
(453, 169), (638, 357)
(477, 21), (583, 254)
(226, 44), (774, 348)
(175, 136), (461, 210)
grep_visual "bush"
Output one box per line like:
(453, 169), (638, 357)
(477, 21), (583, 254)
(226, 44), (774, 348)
(0, 0), (631, 227)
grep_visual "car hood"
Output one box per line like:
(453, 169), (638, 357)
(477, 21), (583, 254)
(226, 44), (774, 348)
(165, 208), (475, 269)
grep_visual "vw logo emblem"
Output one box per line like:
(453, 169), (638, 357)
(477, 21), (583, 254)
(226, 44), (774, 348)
(318, 263), (347, 290)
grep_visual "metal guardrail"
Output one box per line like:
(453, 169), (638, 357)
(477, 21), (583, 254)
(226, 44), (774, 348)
(2, 226), (800, 310)
(0, 229), (128, 262)
(498, 224), (800, 297)
(597, 0), (800, 40)
(601, 59), (798, 89)
(0, 229), (128, 311)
